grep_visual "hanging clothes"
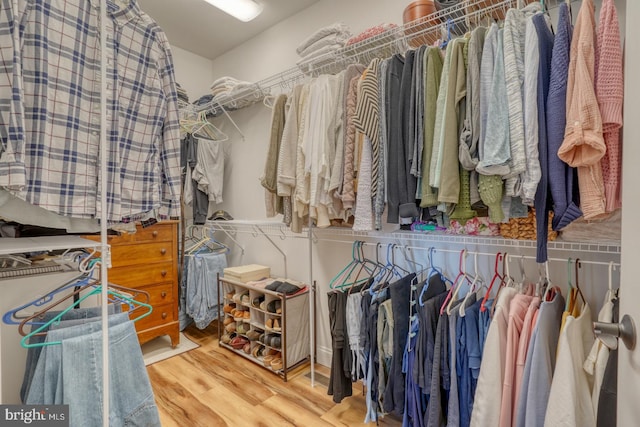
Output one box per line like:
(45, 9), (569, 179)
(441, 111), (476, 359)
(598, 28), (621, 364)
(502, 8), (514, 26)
(262, 94), (288, 218)
(532, 12), (554, 263)
(544, 301), (595, 427)
(546, 3), (582, 231)
(557, 0), (607, 220)
(470, 287), (518, 427)
(595, 0), (624, 213)
(516, 290), (565, 427)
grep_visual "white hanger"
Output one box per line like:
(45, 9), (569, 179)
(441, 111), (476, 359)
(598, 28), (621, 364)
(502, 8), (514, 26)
(460, 252), (483, 317)
(446, 249), (470, 315)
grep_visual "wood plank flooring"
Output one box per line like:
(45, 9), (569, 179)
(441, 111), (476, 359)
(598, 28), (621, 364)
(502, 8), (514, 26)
(147, 323), (402, 426)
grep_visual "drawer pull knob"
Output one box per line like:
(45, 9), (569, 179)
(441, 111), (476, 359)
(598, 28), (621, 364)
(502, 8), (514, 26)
(161, 292), (167, 298)
(161, 312), (168, 319)
(152, 230), (158, 237)
(161, 270), (167, 277)
(160, 248), (167, 255)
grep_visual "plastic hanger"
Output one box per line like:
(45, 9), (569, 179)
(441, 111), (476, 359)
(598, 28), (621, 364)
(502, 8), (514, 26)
(419, 247), (451, 306)
(2, 273), (93, 325)
(460, 252), (484, 317)
(19, 284), (152, 348)
(480, 252), (504, 312)
(440, 249), (472, 316)
(489, 253), (515, 316)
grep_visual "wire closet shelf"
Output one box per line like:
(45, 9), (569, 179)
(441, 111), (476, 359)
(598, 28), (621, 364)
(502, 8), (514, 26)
(196, 0), (568, 115)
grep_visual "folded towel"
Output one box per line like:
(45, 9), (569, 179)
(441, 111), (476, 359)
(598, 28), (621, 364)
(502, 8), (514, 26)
(296, 22), (351, 55)
(298, 33), (349, 58)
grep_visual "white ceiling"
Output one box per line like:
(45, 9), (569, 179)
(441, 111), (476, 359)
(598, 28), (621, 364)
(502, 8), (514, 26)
(137, 0), (320, 60)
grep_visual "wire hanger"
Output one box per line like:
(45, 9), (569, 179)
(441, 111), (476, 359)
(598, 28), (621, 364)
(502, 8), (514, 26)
(440, 249), (472, 316)
(574, 258), (587, 308)
(419, 247), (451, 306)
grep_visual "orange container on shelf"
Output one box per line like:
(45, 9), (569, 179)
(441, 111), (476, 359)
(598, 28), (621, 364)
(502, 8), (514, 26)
(403, 0), (439, 48)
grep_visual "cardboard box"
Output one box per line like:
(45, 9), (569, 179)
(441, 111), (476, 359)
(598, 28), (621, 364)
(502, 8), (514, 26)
(223, 264), (271, 283)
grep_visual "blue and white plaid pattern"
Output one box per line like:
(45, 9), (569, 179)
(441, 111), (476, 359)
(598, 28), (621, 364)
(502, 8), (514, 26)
(0, 0), (181, 221)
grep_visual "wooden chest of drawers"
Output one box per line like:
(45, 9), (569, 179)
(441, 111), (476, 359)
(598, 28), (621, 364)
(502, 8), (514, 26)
(84, 221), (180, 347)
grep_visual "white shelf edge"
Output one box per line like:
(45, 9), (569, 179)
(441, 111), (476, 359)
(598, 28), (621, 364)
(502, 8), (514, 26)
(0, 236), (101, 255)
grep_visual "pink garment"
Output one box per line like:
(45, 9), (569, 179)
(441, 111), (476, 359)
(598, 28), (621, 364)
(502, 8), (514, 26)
(557, 0), (606, 219)
(499, 293), (536, 427)
(346, 23), (398, 46)
(595, 0), (624, 212)
(512, 296), (541, 426)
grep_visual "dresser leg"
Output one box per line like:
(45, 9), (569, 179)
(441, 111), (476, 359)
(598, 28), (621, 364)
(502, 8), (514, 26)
(169, 330), (180, 348)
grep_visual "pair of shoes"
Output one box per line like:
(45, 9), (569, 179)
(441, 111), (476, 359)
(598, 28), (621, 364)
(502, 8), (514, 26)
(266, 280), (303, 295)
(263, 334), (281, 348)
(237, 323), (249, 335)
(263, 351), (280, 367)
(243, 342), (252, 354)
(225, 291), (235, 301)
(246, 329), (263, 341)
(223, 315), (234, 326)
(220, 332), (236, 344)
(252, 296), (265, 309)
(232, 309), (248, 322)
(266, 300), (282, 314)
(265, 318), (281, 331)
(260, 300), (268, 311)
(270, 357), (283, 371)
(241, 293), (251, 305)
(223, 303), (236, 314)
(252, 344), (265, 358)
(225, 322), (236, 333)
(229, 336), (248, 350)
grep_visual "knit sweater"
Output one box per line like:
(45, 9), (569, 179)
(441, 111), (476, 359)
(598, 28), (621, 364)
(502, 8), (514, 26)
(533, 13), (554, 263)
(557, 0), (606, 220)
(547, 4), (582, 231)
(354, 59), (381, 205)
(595, 0), (624, 212)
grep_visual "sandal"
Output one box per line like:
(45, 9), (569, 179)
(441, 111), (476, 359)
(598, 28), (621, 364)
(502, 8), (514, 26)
(270, 357), (283, 371)
(273, 318), (281, 331)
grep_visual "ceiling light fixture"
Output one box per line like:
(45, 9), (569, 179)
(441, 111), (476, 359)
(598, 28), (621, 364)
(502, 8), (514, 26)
(203, 0), (264, 22)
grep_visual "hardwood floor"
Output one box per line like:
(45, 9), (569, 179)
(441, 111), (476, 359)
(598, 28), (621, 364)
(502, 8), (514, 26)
(147, 323), (402, 427)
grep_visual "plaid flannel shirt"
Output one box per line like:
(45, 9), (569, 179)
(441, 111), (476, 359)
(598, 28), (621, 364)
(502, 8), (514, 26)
(0, 0), (181, 221)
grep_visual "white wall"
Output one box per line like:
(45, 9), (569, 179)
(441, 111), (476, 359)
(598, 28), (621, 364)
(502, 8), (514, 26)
(170, 45), (214, 102)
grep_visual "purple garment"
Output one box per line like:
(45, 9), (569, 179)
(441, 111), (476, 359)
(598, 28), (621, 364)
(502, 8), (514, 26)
(533, 14), (555, 262)
(546, 3), (582, 231)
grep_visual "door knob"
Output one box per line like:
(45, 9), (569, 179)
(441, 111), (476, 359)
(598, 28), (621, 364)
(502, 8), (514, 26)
(593, 314), (636, 350)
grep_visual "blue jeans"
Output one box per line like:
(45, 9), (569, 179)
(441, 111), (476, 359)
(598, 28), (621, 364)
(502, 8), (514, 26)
(26, 313), (131, 405)
(186, 252), (226, 329)
(21, 304), (121, 403)
(28, 316), (160, 427)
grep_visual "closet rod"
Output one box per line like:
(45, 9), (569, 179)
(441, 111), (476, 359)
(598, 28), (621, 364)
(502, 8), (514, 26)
(324, 240), (620, 268)
(195, 0), (577, 116)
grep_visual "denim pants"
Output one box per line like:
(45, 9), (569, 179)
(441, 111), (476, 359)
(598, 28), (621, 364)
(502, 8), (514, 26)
(26, 313), (131, 405)
(21, 304), (121, 403)
(27, 316), (160, 427)
(186, 252), (227, 329)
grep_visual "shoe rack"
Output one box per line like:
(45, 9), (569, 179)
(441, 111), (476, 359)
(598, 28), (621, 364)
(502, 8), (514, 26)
(216, 274), (310, 382)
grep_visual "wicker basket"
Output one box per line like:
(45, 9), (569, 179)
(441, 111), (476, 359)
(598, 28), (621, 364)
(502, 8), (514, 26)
(499, 208), (558, 241)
